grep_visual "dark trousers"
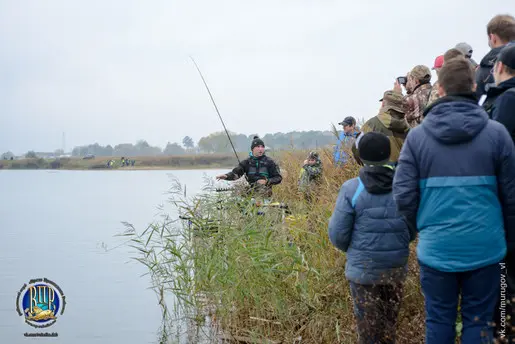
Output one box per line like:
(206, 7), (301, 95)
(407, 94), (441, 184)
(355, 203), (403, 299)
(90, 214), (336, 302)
(349, 281), (403, 344)
(419, 261), (500, 344)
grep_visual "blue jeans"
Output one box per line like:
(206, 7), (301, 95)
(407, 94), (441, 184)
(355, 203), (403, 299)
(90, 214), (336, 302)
(419, 261), (500, 344)
(349, 281), (403, 344)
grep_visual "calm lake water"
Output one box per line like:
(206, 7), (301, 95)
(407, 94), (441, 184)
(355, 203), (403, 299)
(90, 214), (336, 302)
(0, 169), (227, 343)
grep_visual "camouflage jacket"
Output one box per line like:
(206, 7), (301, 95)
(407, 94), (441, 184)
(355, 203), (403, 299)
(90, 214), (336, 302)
(405, 83), (432, 128)
(298, 160), (323, 193)
(427, 82), (440, 107)
(352, 111), (409, 165)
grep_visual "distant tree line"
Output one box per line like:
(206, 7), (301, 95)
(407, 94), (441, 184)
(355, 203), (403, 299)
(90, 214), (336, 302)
(70, 137), (197, 157)
(71, 140), (164, 157)
(5, 130), (340, 159)
(197, 131), (337, 153)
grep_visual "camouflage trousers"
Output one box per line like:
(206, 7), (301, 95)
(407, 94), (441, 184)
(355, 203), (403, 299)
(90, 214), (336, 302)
(349, 281), (404, 344)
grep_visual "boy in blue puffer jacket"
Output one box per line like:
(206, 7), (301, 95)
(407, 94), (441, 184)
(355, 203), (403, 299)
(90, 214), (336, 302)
(329, 132), (413, 344)
(393, 56), (515, 344)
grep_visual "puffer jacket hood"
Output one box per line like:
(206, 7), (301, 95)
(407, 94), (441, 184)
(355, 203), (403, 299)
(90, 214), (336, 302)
(359, 165), (394, 194)
(421, 94), (488, 144)
(328, 176), (411, 285)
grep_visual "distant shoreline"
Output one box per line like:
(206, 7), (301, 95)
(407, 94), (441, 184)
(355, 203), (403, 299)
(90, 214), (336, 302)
(0, 150), (316, 172)
(0, 154), (242, 171)
(0, 166), (234, 171)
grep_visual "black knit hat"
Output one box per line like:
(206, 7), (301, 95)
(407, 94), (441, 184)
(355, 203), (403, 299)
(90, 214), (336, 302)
(357, 132), (391, 165)
(251, 136), (265, 150)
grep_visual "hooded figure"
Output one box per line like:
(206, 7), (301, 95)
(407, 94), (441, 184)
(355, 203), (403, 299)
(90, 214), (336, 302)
(328, 132), (411, 343)
(393, 90), (515, 343)
(352, 90), (410, 166)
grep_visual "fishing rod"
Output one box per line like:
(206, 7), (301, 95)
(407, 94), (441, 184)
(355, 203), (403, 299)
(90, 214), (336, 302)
(189, 56), (241, 165)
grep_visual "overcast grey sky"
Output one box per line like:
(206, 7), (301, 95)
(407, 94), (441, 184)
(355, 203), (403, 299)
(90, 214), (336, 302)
(0, 0), (511, 154)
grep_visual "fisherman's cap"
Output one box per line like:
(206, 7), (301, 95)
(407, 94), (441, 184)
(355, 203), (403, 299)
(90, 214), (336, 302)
(409, 65), (432, 82)
(379, 90), (405, 113)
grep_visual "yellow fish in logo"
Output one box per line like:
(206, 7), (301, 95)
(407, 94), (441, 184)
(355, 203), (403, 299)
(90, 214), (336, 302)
(24, 306), (56, 321)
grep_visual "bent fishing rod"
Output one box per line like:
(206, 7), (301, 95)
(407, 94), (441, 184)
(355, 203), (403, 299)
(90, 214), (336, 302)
(189, 56), (241, 165)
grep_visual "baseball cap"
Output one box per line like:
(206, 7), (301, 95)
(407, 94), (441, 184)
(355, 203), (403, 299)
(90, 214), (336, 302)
(455, 42), (478, 68)
(432, 55), (444, 70)
(410, 65), (432, 82)
(379, 90), (405, 113)
(338, 116), (356, 126)
(455, 42), (473, 58)
(497, 43), (515, 69)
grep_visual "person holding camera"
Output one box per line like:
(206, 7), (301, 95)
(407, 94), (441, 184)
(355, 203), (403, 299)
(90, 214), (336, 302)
(395, 65), (432, 128)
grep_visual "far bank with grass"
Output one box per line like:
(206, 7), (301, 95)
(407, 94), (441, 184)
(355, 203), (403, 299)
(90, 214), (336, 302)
(0, 153), (246, 171)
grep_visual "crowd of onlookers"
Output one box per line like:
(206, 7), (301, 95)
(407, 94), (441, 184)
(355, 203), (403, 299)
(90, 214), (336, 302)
(215, 13), (515, 344)
(328, 13), (515, 344)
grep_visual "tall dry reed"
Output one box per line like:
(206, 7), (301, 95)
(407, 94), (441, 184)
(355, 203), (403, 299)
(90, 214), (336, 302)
(124, 146), (428, 344)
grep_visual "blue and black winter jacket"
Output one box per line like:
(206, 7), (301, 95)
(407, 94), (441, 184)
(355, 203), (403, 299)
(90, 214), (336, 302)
(328, 165), (412, 285)
(393, 94), (515, 272)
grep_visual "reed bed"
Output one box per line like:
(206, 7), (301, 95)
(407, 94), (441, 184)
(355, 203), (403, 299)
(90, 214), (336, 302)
(123, 147), (428, 344)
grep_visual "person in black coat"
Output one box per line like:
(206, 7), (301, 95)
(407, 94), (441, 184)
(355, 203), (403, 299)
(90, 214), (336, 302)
(216, 136), (282, 198)
(475, 14), (515, 98)
(486, 42), (515, 343)
(488, 44), (515, 138)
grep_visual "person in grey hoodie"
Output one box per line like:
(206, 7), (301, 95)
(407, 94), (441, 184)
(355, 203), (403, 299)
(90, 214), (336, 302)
(329, 132), (412, 344)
